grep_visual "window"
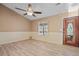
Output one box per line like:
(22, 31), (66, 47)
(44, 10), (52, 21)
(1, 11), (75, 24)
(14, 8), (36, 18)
(38, 22), (48, 36)
(67, 23), (73, 36)
(67, 23), (74, 40)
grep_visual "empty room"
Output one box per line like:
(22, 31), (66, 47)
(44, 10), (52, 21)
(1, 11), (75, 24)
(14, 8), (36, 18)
(0, 3), (79, 56)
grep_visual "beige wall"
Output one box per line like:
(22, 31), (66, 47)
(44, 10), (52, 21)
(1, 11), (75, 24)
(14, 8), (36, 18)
(31, 12), (68, 44)
(32, 12), (68, 32)
(0, 32), (31, 44)
(0, 4), (79, 45)
(0, 5), (31, 44)
(31, 9), (79, 44)
(0, 4), (31, 32)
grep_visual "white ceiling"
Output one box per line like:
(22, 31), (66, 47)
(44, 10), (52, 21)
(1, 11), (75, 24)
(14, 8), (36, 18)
(2, 3), (79, 20)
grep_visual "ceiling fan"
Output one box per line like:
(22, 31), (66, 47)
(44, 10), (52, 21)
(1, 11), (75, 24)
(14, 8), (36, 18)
(15, 4), (42, 17)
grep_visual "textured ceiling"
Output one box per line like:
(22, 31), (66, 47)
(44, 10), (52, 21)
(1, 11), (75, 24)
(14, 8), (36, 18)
(2, 3), (79, 20)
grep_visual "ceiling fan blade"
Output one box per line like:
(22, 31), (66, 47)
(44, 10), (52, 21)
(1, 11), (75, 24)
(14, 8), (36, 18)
(15, 8), (26, 11)
(32, 14), (36, 17)
(34, 11), (42, 14)
(24, 13), (27, 15)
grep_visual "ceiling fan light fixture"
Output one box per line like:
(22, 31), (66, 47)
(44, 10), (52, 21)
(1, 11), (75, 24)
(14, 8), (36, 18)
(15, 4), (42, 17)
(27, 12), (33, 15)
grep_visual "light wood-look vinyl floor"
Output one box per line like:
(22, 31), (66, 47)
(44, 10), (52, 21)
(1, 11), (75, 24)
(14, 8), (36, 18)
(0, 39), (79, 56)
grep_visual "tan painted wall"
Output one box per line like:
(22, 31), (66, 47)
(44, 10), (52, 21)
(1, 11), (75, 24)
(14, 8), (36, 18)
(0, 5), (31, 32)
(0, 4), (78, 45)
(31, 12), (67, 44)
(31, 9), (79, 44)
(32, 12), (68, 32)
(0, 5), (31, 44)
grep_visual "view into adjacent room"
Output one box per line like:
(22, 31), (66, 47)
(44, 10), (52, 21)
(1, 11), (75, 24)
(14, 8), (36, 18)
(0, 3), (79, 56)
